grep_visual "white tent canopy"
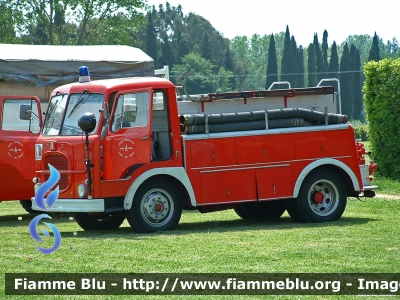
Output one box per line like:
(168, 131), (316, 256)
(0, 44), (155, 87)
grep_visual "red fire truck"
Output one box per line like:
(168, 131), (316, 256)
(0, 95), (42, 212)
(31, 67), (377, 232)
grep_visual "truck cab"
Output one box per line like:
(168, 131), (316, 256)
(32, 71), (182, 230)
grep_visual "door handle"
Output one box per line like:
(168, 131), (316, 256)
(140, 136), (149, 140)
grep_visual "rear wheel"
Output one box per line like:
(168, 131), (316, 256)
(234, 200), (286, 220)
(286, 168), (346, 222)
(126, 178), (182, 233)
(73, 212), (125, 230)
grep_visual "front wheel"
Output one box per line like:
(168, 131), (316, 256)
(126, 178), (182, 233)
(285, 168), (347, 223)
(73, 212), (125, 230)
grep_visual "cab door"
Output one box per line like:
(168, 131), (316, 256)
(103, 89), (152, 180)
(0, 96), (42, 201)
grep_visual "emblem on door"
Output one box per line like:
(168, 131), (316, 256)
(8, 141), (24, 159)
(118, 139), (135, 158)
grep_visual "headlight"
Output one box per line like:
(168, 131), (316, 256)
(77, 184), (87, 198)
(35, 144), (43, 160)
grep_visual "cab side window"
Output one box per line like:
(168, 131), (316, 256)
(111, 92), (149, 132)
(2, 99), (40, 133)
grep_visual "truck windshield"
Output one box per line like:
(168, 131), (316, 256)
(43, 93), (104, 136)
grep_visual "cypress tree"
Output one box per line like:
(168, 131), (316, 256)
(265, 34), (278, 89)
(322, 30), (329, 78)
(307, 43), (317, 86)
(352, 48), (362, 120)
(295, 46), (305, 87)
(313, 33), (323, 80)
(329, 41), (339, 79)
(280, 25), (295, 83)
(368, 32), (381, 61)
(350, 44), (356, 71)
(340, 43), (353, 117)
(291, 36), (298, 87)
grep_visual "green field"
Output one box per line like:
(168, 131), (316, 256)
(0, 177), (399, 299)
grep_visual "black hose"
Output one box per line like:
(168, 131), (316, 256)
(180, 108), (347, 126)
(183, 118), (304, 134)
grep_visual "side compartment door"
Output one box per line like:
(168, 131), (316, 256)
(103, 89), (152, 180)
(0, 96), (42, 201)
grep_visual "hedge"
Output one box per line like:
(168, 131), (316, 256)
(363, 58), (400, 179)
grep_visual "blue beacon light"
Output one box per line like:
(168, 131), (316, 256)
(79, 66), (91, 83)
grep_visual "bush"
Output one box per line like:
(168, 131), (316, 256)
(363, 58), (400, 179)
(352, 122), (369, 141)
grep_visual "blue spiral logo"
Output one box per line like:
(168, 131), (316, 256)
(29, 164), (62, 254)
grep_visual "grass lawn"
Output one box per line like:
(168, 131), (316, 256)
(0, 176), (399, 299)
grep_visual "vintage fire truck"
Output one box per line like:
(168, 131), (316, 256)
(31, 67), (377, 232)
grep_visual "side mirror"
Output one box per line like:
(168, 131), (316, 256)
(19, 104), (32, 120)
(78, 112), (97, 133)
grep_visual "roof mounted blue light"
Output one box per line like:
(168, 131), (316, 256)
(79, 66), (91, 83)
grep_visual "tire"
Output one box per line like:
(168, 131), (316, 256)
(234, 200), (286, 220)
(73, 212), (125, 230)
(20, 200), (37, 214)
(286, 168), (347, 223)
(125, 178), (182, 233)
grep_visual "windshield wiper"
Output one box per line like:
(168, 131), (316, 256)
(68, 89), (88, 118)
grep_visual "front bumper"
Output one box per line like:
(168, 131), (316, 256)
(31, 197), (105, 212)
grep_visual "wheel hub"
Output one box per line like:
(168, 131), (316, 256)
(307, 180), (338, 216)
(311, 191), (325, 204)
(142, 191), (171, 224)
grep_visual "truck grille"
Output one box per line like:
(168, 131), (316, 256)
(44, 154), (69, 190)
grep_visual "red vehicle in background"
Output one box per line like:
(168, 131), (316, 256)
(0, 44), (156, 212)
(31, 67), (377, 232)
(0, 95), (42, 212)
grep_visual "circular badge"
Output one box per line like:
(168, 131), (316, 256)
(8, 141), (24, 159)
(118, 139), (135, 158)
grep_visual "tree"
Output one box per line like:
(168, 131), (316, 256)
(329, 41), (339, 79)
(172, 52), (231, 94)
(159, 37), (174, 68)
(11, 0), (146, 45)
(146, 12), (157, 65)
(280, 25), (295, 83)
(352, 48), (362, 120)
(176, 30), (189, 64)
(307, 43), (317, 86)
(0, 2), (18, 43)
(201, 32), (212, 61)
(368, 32), (381, 61)
(295, 46), (305, 87)
(340, 43), (353, 117)
(313, 33), (323, 80)
(322, 30), (329, 77)
(224, 47), (235, 89)
(265, 34), (278, 89)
